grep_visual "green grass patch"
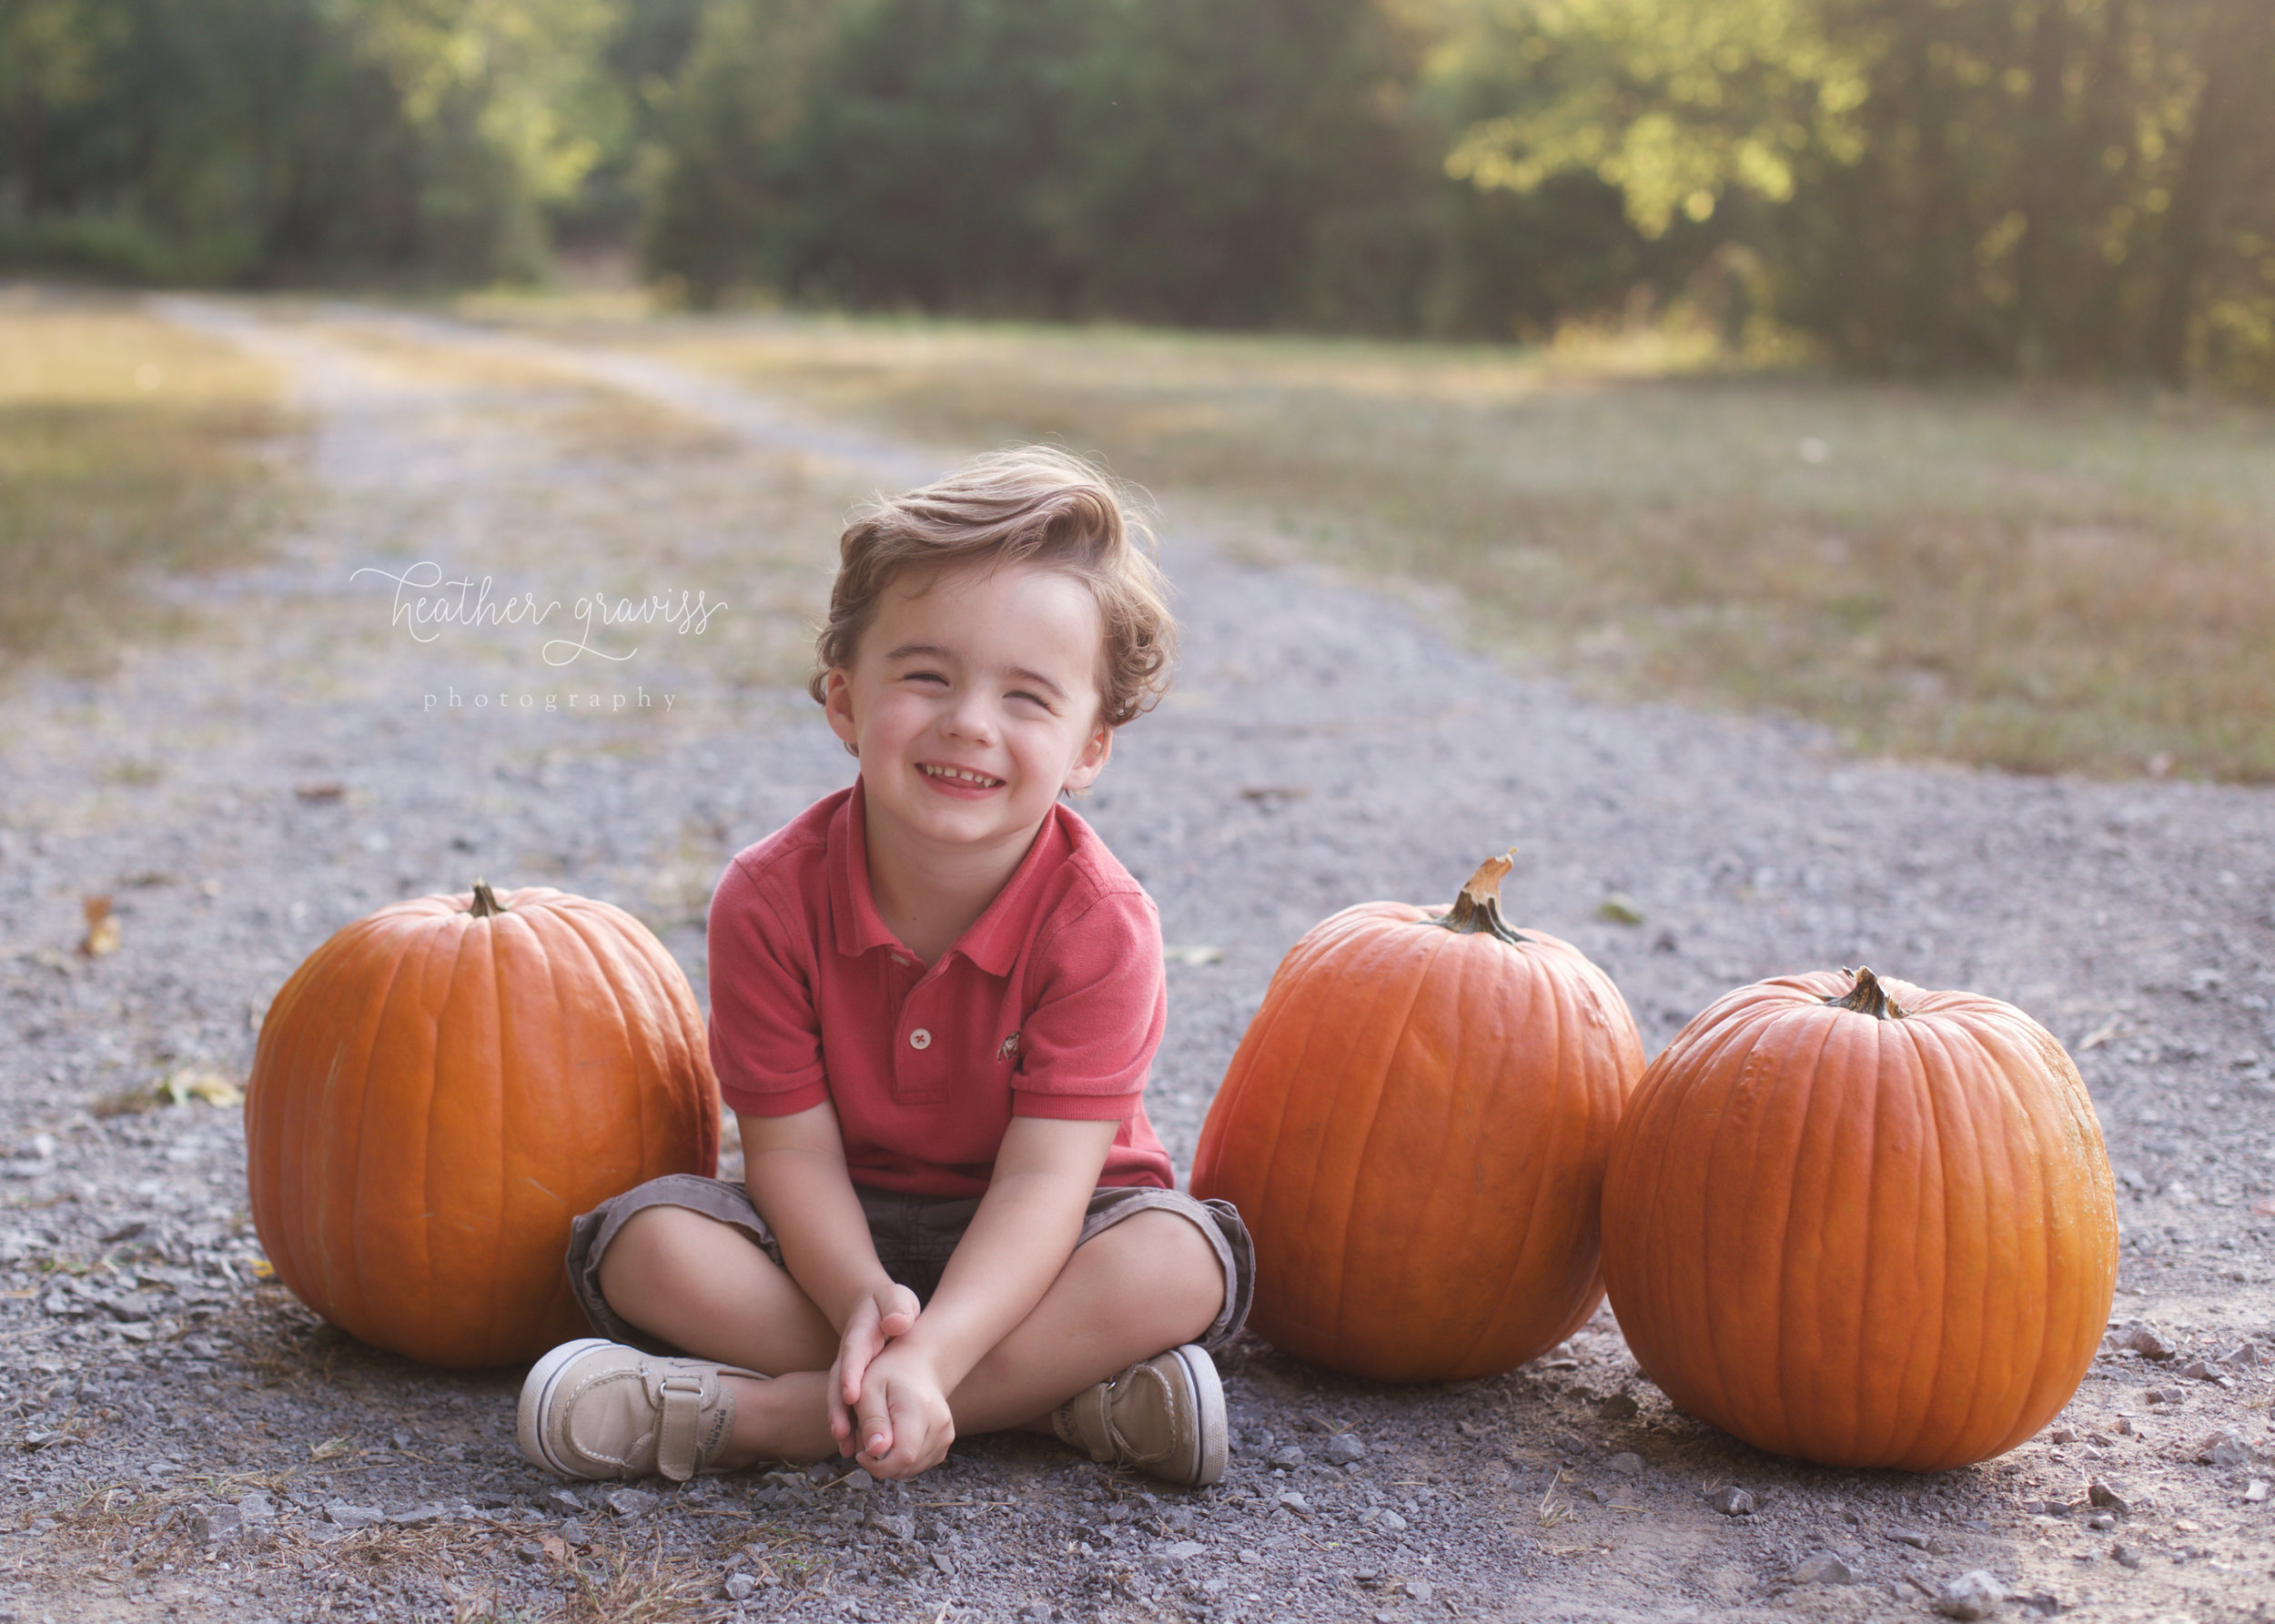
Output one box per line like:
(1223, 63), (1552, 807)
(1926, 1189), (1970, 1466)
(0, 288), (293, 673)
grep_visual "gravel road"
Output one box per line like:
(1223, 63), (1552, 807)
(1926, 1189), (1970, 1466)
(2, 298), (2271, 1624)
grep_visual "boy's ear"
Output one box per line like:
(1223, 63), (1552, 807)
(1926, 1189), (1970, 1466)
(823, 668), (860, 758)
(1062, 723), (1113, 796)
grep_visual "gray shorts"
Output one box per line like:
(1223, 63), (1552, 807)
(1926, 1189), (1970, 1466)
(566, 1174), (1255, 1356)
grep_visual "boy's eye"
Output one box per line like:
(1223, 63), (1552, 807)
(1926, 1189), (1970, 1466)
(1007, 690), (1055, 711)
(901, 669), (947, 686)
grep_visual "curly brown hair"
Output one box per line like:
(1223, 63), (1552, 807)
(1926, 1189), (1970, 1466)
(808, 446), (1175, 728)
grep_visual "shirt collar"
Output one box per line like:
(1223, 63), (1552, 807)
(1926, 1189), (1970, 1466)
(830, 777), (1070, 977)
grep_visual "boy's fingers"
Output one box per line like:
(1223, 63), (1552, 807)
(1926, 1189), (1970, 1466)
(853, 1385), (893, 1460)
(877, 1284), (920, 1336)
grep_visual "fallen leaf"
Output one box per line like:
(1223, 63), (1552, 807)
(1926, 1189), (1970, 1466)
(538, 1535), (569, 1564)
(158, 1067), (243, 1108)
(309, 1436), (354, 1462)
(1596, 893), (1645, 926)
(294, 781), (346, 802)
(250, 1257), (278, 1281)
(1238, 784), (1310, 803)
(80, 896), (121, 957)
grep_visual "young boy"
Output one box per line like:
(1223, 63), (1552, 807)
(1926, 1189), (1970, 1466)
(517, 448), (1253, 1488)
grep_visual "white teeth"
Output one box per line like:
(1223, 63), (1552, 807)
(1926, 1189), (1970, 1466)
(923, 763), (1001, 787)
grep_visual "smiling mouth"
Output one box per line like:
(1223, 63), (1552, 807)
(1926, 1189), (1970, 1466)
(919, 762), (1006, 789)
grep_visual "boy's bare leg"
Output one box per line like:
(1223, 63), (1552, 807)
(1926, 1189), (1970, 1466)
(935, 1207), (1224, 1435)
(593, 1206), (840, 1373)
(594, 1207), (846, 1464)
(597, 1205), (1223, 1468)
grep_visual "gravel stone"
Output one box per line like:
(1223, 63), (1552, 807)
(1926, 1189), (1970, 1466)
(2196, 1429), (2252, 1468)
(1936, 1569), (2007, 1619)
(1792, 1552), (1854, 1585)
(1607, 1452), (1643, 1477)
(1709, 1487), (1756, 1517)
(2109, 1323), (2177, 1360)
(1320, 1432), (1366, 1466)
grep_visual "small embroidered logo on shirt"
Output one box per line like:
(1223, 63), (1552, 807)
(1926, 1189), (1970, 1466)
(997, 1032), (1021, 1062)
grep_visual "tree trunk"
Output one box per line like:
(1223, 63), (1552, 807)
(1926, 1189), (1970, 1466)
(2148, 0), (2251, 386)
(2013, 0), (2075, 376)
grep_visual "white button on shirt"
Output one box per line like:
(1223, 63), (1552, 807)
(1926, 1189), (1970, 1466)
(909, 1028), (932, 1050)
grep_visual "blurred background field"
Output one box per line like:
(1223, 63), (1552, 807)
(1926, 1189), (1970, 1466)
(474, 308), (2275, 782)
(4, 0), (2273, 779)
(0, 289), (292, 669)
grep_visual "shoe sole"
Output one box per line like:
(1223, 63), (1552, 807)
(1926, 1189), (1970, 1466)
(1169, 1344), (1228, 1488)
(517, 1337), (613, 1478)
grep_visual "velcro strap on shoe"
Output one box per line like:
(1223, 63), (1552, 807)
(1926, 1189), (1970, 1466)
(655, 1376), (707, 1481)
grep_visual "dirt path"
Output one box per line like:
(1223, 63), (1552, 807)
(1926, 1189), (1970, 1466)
(2, 298), (2271, 1624)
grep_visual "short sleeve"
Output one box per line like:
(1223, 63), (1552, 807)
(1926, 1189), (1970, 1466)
(1009, 887), (1166, 1121)
(706, 855), (831, 1117)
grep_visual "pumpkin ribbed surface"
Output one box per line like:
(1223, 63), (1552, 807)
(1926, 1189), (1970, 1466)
(1599, 968), (2118, 1471)
(1191, 857), (1643, 1382)
(246, 884), (719, 1368)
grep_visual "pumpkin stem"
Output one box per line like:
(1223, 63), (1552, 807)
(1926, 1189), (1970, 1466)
(1431, 852), (1528, 945)
(468, 879), (509, 918)
(1827, 965), (1906, 1020)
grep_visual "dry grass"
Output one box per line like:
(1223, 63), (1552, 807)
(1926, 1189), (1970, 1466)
(488, 308), (2275, 782)
(0, 287), (294, 674)
(552, 1532), (723, 1624)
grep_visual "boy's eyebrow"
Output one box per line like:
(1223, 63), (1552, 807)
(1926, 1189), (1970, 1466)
(1005, 666), (1069, 701)
(883, 642), (955, 664)
(885, 642), (1071, 702)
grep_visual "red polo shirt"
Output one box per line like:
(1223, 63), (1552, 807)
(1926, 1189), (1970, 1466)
(706, 781), (1173, 1196)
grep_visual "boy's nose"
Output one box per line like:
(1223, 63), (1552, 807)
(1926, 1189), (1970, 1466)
(941, 695), (998, 744)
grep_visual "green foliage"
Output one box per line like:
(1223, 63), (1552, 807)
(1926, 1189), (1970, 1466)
(2, 0), (2270, 384)
(1431, 0), (2275, 381)
(1435, 0), (1868, 238)
(0, 0), (623, 286)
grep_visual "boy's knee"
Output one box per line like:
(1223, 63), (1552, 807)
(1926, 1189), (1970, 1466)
(596, 1205), (724, 1296)
(1109, 1209), (1226, 1323)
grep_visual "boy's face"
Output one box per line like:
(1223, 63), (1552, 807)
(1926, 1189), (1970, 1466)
(824, 560), (1112, 859)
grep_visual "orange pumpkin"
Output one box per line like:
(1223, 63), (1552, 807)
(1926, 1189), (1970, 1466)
(1599, 967), (2118, 1471)
(1191, 855), (1643, 1381)
(246, 882), (719, 1368)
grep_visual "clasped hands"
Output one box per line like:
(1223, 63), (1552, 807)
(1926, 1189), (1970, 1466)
(828, 1279), (952, 1478)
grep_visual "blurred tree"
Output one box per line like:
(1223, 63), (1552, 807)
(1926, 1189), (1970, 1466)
(3, 0), (2269, 384)
(640, 0), (1662, 335)
(1431, 0), (2275, 384)
(0, 0), (621, 285)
